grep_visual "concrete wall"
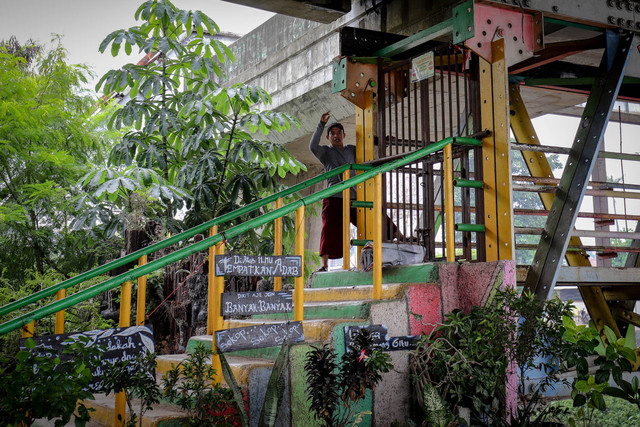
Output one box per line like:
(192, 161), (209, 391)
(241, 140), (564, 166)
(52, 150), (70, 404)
(369, 260), (516, 426)
(281, 260), (516, 426)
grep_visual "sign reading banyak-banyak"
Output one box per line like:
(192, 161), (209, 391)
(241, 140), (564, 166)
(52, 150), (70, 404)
(344, 324), (419, 352)
(20, 325), (154, 392)
(221, 291), (293, 316)
(215, 255), (302, 277)
(215, 321), (304, 353)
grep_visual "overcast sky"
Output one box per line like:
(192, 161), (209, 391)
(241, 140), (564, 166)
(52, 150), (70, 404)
(0, 0), (273, 88)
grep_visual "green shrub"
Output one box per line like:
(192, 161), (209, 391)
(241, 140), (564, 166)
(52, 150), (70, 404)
(553, 395), (640, 427)
(0, 336), (100, 426)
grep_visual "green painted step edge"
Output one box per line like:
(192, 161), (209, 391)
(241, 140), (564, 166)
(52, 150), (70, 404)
(310, 263), (439, 288)
(186, 335), (283, 360)
(252, 302), (371, 322)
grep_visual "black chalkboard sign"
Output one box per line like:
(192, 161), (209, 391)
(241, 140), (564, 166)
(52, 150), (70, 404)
(221, 291), (293, 316)
(344, 324), (419, 352)
(215, 255), (302, 277)
(20, 325), (154, 392)
(215, 321), (304, 353)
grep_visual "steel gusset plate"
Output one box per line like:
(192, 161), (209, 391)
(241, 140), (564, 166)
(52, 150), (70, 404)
(464, 2), (543, 67)
(524, 31), (635, 300)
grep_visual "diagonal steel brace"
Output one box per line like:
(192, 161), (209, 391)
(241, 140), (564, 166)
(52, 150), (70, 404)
(524, 31), (635, 302)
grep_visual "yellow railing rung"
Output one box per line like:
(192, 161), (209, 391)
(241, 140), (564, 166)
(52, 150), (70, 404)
(444, 144), (455, 262)
(55, 290), (65, 334)
(274, 198), (283, 291)
(343, 170), (351, 271)
(208, 226), (216, 335)
(116, 280), (132, 426)
(294, 206), (305, 322)
(136, 255), (147, 326)
(373, 174), (382, 299)
(22, 321), (34, 339)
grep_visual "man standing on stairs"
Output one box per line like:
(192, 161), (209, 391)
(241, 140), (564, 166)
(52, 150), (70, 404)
(309, 111), (358, 272)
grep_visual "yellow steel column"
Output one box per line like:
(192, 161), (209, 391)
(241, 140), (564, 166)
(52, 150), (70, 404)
(480, 38), (513, 262)
(136, 255), (147, 326)
(294, 206), (305, 322)
(480, 56), (498, 262)
(356, 92), (375, 260)
(492, 39), (514, 261)
(343, 170), (351, 270)
(373, 174), (382, 299)
(115, 279), (132, 426)
(509, 84), (618, 335)
(444, 144), (456, 262)
(212, 233), (225, 383)
(55, 289), (65, 334)
(274, 198), (283, 290)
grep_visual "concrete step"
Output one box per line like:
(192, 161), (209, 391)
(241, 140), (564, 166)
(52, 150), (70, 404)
(303, 283), (408, 302)
(253, 299), (372, 320)
(310, 263), (438, 288)
(80, 394), (187, 427)
(156, 352), (274, 388)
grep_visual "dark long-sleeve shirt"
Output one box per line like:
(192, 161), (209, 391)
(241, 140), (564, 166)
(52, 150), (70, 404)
(309, 121), (356, 199)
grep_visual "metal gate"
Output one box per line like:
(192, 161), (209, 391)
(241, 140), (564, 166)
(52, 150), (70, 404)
(377, 45), (485, 262)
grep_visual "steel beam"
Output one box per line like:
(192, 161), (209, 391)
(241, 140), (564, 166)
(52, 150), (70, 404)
(524, 32), (634, 303)
(481, 0), (640, 34)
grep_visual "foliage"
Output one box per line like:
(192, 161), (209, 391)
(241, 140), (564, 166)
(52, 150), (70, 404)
(0, 336), (100, 426)
(410, 289), (577, 426)
(0, 270), (115, 356)
(304, 328), (393, 427)
(163, 343), (244, 426)
(0, 36), (119, 284)
(563, 316), (640, 417)
(217, 341), (290, 427)
(103, 351), (163, 427)
(420, 383), (456, 427)
(79, 0), (305, 243)
(0, 36), (42, 68)
(552, 395), (640, 427)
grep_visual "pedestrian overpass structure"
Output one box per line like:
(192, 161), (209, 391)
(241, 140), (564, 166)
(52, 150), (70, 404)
(222, 0), (640, 339)
(2, 1), (640, 425)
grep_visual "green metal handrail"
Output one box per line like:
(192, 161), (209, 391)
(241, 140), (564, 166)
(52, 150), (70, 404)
(0, 165), (352, 318)
(0, 136), (480, 335)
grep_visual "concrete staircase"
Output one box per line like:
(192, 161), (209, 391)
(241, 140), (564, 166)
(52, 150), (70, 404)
(76, 263), (444, 427)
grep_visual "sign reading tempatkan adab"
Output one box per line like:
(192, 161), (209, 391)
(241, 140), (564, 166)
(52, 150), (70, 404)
(215, 255), (302, 277)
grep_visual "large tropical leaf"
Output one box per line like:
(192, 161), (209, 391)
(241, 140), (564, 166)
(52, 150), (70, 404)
(218, 350), (249, 427)
(258, 343), (290, 427)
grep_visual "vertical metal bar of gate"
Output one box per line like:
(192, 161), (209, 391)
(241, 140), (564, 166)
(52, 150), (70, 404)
(377, 47), (482, 261)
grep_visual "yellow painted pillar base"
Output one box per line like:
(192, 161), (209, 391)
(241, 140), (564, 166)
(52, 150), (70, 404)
(114, 392), (126, 427)
(294, 206), (305, 322)
(55, 289), (66, 334)
(373, 174), (382, 300)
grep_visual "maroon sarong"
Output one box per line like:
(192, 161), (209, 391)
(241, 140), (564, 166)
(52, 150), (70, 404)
(320, 197), (357, 259)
